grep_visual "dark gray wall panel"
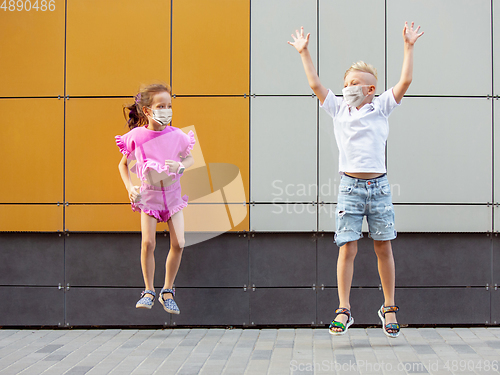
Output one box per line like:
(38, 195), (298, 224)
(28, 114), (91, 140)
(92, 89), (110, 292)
(318, 287), (490, 326)
(65, 287), (171, 326)
(250, 288), (316, 325)
(175, 234), (249, 287)
(493, 235), (500, 286)
(317, 288), (385, 326)
(65, 233), (170, 287)
(171, 288), (249, 326)
(396, 288), (490, 325)
(0, 287), (64, 326)
(250, 233), (316, 287)
(492, 289), (499, 325)
(393, 234), (491, 287)
(0, 234), (64, 286)
(317, 235), (380, 287)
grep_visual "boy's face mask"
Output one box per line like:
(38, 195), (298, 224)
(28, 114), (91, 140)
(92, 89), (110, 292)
(148, 108), (172, 126)
(342, 85), (369, 108)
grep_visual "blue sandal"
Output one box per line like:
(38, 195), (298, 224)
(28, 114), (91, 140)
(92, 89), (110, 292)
(329, 307), (354, 335)
(159, 288), (180, 314)
(136, 290), (156, 309)
(378, 305), (400, 338)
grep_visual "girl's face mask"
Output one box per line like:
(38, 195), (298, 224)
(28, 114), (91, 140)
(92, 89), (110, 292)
(148, 107), (172, 126)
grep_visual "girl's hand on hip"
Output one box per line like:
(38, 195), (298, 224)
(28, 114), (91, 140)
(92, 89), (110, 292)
(165, 160), (180, 174)
(128, 186), (141, 203)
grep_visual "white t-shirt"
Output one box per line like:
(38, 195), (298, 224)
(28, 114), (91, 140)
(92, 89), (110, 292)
(321, 88), (400, 174)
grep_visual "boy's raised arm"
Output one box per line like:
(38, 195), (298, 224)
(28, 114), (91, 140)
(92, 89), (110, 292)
(393, 22), (424, 104)
(288, 27), (328, 104)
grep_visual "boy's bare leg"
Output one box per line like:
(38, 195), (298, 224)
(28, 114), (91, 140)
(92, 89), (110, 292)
(373, 240), (398, 332)
(332, 240), (358, 332)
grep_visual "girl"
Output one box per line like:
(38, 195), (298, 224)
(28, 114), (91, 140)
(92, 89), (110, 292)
(116, 83), (195, 314)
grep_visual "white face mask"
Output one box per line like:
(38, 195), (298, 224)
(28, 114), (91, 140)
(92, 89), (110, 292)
(148, 108), (172, 126)
(342, 85), (369, 108)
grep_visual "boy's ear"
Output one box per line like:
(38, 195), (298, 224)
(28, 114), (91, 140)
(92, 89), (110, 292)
(369, 85), (376, 95)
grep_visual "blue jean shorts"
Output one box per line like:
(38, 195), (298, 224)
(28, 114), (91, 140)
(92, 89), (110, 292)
(334, 174), (397, 247)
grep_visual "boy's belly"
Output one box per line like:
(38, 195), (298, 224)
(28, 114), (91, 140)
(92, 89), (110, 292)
(344, 172), (385, 179)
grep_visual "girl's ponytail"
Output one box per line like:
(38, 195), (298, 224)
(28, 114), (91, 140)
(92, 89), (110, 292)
(123, 84), (171, 130)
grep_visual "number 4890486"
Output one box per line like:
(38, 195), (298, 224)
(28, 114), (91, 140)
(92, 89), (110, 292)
(1, 0), (56, 11)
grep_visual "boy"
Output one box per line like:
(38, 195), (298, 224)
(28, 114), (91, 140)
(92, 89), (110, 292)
(288, 22), (423, 337)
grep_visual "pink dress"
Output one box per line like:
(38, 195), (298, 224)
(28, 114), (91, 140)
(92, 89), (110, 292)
(115, 125), (195, 222)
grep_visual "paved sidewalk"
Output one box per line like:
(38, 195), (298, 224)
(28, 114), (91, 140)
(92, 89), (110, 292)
(0, 327), (499, 375)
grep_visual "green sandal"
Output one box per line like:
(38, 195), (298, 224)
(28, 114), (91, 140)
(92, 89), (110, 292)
(378, 305), (400, 338)
(329, 307), (354, 335)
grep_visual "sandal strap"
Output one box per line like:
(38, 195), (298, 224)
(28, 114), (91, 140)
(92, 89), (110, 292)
(161, 288), (175, 297)
(330, 321), (346, 331)
(335, 307), (351, 320)
(381, 305), (399, 316)
(141, 290), (156, 299)
(385, 323), (400, 330)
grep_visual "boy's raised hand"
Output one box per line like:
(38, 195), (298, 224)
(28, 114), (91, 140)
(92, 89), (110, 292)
(403, 22), (424, 45)
(288, 26), (310, 53)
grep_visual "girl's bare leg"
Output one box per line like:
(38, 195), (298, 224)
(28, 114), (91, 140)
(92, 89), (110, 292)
(373, 240), (398, 332)
(162, 210), (185, 299)
(141, 212), (158, 298)
(331, 240), (358, 332)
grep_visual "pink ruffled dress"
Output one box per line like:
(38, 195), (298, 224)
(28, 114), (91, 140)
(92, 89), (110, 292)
(116, 125), (195, 222)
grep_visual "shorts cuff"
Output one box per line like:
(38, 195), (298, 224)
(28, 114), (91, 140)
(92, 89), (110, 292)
(369, 230), (397, 242)
(334, 231), (363, 247)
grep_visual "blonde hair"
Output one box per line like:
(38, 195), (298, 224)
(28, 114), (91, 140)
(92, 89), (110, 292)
(344, 61), (378, 81)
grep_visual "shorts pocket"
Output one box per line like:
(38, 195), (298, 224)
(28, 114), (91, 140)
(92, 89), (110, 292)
(380, 184), (391, 195)
(339, 185), (353, 194)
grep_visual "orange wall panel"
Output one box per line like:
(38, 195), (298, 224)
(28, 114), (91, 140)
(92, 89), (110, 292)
(0, 99), (63, 203)
(0, 205), (62, 231)
(172, 97), (249, 202)
(172, 0), (250, 95)
(65, 205), (141, 231)
(66, 98), (135, 203)
(0, 0), (65, 97)
(66, 0), (171, 96)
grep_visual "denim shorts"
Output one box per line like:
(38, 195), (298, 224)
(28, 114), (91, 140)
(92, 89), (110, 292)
(334, 174), (397, 247)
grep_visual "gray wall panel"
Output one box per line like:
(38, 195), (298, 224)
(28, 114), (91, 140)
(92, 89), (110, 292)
(319, 110), (340, 203)
(395, 288), (490, 325)
(0, 234), (64, 286)
(317, 235), (381, 288)
(250, 204), (317, 232)
(395, 205), (492, 233)
(494, 236), (500, 287)
(251, 96), (317, 203)
(388, 98), (491, 204)
(317, 288), (385, 326)
(492, 289), (500, 325)
(250, 288), (316, 325)
(0, 287), (64, 326)
(394, 234), (492, 287)
(175, 234), (248, 287)
(171, 288), (249, 326)
(251, 0), (317, 95)
(65, 287), (171, 327)
(65, 233), (170, 287)
(387, 0), (491, 96)
(319, 0), (385, 95)
(249, 233), (316, 287)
